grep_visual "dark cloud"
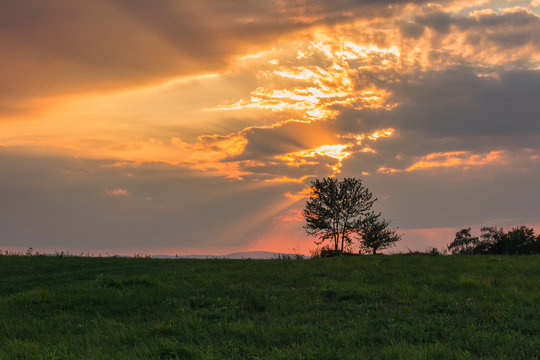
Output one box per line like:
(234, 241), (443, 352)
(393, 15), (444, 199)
(388, 69), (540, 137)
(457, 9), (540, 29)
(411, 8), (540, 50)
(459, 10), (540, 50)
(415, 11), (453, 34)
(322, 67), (540, 178)
(0, 0), (437, 116)
(398, 21), (425, 38)
(327, 69), (540, 149)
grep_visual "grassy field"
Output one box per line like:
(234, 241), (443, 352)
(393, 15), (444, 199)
(0, 255), (539, 360)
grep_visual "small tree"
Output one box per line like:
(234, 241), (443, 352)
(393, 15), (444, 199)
(302, 177), (376, 253)
(357, 215), (401, 254)
(447, 228), (479, 254)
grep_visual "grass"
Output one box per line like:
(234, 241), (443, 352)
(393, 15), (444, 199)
(0, 255), (539, 359)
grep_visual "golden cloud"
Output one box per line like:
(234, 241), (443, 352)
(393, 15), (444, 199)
(378, 150), (507, 173)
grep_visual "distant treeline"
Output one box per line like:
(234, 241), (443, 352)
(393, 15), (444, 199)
(0, 248), (154, 258)
(4, 225), (539, 258)
(447, 225), (540, 255)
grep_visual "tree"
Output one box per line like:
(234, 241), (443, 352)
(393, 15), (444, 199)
(302, 177), (376, 253)
(447, 228), (479, 254)
(357, 215), (402, 255)
(480, 225), (538, 254)
(447, 225), (540, 255)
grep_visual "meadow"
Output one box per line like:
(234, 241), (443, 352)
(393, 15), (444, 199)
(0, 255), (538, 359)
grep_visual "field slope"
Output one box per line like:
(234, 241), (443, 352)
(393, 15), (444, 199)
(0, 255), (539, 359)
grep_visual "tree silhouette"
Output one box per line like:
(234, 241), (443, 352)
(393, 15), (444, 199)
(447, 226), (540, 255)
(476, 226), (506, 254)
(503, 226), (540, 254)
(302, 177), (376, 253)
(480, 226), (539, 254)
(357, 215), (401, 255)
(447, 228), (479, 254)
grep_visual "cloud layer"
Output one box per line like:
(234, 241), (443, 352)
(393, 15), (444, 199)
(1, 0), (539, 254)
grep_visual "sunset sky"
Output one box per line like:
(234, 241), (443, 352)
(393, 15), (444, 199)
(1, 0), (539, 255)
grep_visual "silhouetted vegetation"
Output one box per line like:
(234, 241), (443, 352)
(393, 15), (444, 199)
(303, 177), (401, 255)
(357, 215), (402, 255)
(447, 228), (479, 254)
(317, 246), (359, 257)
(448, 225), (540, 255)
(403, 247), (442, 256)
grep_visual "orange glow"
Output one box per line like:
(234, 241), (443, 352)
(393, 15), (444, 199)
(377, 150), (507, 173)
(339, 127), (395, 154)
(195, 134), (248, 158)
(360, 146), (376, 153)
(335, 42), (400, 60)
(377, 166), (400, 174)
(284, 187), (315, 201)
(242, 232), (314, 257)
(306, 144), (351, 160)
(278, 144), (351, 175)
(107, 189), (131, 197)
(279, 144), (351, 165)
(215, 190), (307, 248)
(206, 35), (401, 122)
(368, 128), (395, 140)
(265, 175), (312, 184)
(398, 227), (459, 253)
(276, 209), (304, 222)
(406, 151), (504, 171)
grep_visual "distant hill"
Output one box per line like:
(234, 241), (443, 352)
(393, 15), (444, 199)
(152, 251), (308, 259)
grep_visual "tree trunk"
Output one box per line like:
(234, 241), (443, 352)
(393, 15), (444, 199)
(372, 248), (377, 255)
(333, 220), (339, 252)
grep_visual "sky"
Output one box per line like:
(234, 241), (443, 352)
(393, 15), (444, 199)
(1, 0), (539, 256)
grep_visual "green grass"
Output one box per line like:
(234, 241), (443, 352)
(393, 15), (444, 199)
(0, 255), (539, 359)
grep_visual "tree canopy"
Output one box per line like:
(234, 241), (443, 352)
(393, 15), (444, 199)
(447, 226), (540, 255)
(357, 215), (402, 255)
(447, 228), (479, 254)
(302, 177), (377, 253)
